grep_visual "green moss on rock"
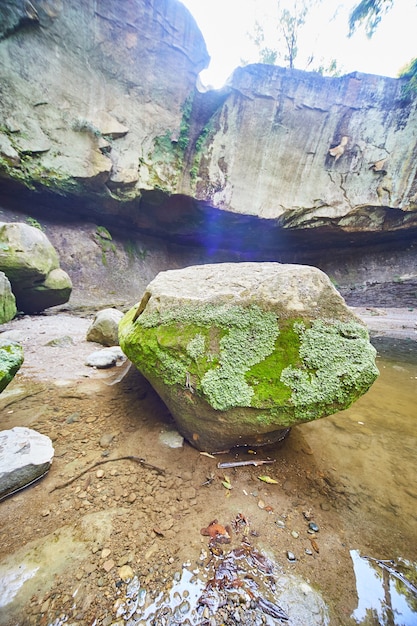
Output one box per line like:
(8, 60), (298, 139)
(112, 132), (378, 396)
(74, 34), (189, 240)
(0, 340), (24, 393)
(119, 302), (279, 410)
(119, 301), (379, 438)
(280, 319), (379, 421)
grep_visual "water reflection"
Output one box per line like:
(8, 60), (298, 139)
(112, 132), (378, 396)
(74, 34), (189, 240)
(350, 550), (417, 625)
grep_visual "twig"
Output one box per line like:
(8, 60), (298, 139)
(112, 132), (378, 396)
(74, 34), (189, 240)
(362, 555), (417, 595)
(49, 455), (165, 493)
(217, 460), (275, 469)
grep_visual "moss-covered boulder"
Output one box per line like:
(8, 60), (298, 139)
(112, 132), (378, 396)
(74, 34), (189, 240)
(0, 271), (17, 323)
(0, 222), (72, 313)
(0, 339), (23, 393)
(119, 263), (379, 452)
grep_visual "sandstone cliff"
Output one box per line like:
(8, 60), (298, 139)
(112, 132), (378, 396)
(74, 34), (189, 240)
(0, 0), (416, 263)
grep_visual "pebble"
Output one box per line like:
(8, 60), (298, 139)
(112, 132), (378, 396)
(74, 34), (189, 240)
(101, 548), (111, 559)
(102, 559), (115, 572)
(276, 519), (286, 528)
(119, 565), (134, 582)
(100, 434), (114, 448)
(96, 469), (104, 478)
(286, 551), (296, 562)
(308, 522), (319, 532)
(291, 530), (299, 539)
(305, 548), (313, 555)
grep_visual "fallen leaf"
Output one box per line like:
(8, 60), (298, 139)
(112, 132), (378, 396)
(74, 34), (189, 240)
(222, 480), (232, 490)
(258, 475), (278, 484)
(310, 538), (320, 554)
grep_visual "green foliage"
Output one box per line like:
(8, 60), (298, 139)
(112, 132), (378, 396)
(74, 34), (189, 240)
(94, 226), (116, 265)
(348, 0), (394, 37)
(248, 21), (278, 64)
(398, 57), (417, 98)
(248, 0), (317, 70)
(124, 240), (149, 261)
(72, 117), (101, 137)
(26, 217), (43, 231)
(178, 93), (194, 152)
(190, 118), (216, 181)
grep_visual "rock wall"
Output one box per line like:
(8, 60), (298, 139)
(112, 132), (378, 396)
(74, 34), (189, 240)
(0, 0), (416, 304)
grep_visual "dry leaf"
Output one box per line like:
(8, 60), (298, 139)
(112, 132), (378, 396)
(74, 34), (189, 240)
(258, 475), (278, 484)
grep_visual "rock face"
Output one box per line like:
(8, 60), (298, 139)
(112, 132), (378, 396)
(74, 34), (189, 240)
(0, 427), (54, 500)
(0, 1), (416, 250)
(119, 263), (379, 452)
(0, 0), (208, 203)
(86, 308), (124, 346)
(0, 222), (72, 313)
(0, 339), (23, 393)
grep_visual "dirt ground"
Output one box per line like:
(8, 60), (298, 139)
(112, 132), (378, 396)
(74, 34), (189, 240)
(0, 307), (415, 626)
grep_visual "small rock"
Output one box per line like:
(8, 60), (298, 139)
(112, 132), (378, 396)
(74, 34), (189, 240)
(101, 548), (111, 559)
(96, 469), (105, 478)
(159, 429), (184, 449)
(305, 548), (313, 556)
(102, 559), (115, 572)
(85, 346), (126, 369)
(291, 530), (299, 539)
(127, 492), (137, 503)
(86, 308), (124, 346)
(286, 551), (296, 562)
(308, 522), (319, 532)
(119, 565), (134, 582)
(99, 433), (114, 448)
(276, 519), (286, 528)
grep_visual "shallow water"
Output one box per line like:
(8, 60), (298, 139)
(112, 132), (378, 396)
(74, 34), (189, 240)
(0, 335), (416, 625)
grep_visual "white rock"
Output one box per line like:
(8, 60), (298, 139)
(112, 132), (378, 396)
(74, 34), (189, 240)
(0, 427), (54, 499)
(85, 346), (126, 368)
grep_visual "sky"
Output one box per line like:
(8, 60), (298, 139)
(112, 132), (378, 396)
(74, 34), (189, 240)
(180, 0), (417, 88)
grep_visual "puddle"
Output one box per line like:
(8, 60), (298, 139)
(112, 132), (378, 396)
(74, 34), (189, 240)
(107, 543), (329, 625)
(350, 550), (417, 625)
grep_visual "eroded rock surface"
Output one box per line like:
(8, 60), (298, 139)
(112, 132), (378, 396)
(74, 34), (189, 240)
(119, 263), (379, 452)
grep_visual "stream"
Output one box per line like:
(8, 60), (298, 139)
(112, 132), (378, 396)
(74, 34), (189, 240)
(0, 318), (416, 626)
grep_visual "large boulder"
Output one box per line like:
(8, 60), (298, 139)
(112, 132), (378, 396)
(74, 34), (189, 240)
(0, 222), (72, 313)
(0, 271), (17, 323)
(119, 262), (379, 452)
(0, 339), (23, 393)
(0, 427), (54, 500)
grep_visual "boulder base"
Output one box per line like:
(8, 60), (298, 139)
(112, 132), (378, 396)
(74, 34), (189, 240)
(119, 263), (379, 452)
